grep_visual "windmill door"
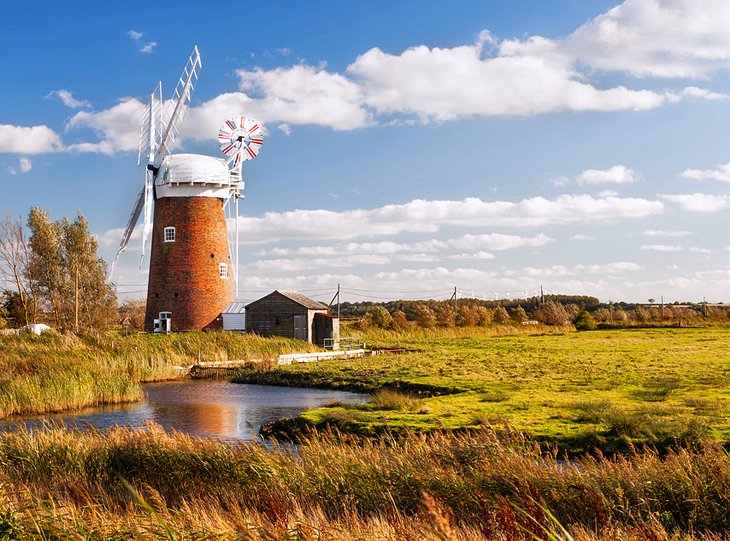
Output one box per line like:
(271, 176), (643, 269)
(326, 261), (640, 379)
(293, 315), (307, 341)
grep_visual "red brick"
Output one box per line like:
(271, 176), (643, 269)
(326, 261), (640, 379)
(144, 196), (233, 331)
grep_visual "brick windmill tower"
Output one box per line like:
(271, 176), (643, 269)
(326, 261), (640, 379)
(109, 47), (263, 331)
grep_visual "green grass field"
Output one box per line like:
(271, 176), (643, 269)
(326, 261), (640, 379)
(237, 326), (730, 451)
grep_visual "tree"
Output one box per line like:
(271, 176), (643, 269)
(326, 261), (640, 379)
(475, 306), (493, 326)
(533, 301), (570, 326)
(27, 208), (117, 330)
(0, 213), (35, 325)
(434, 304), (455, 327)
(364, 306), (394, 329)
(413, 303), (437, 328)
(391, 309), (409, 328)
(593, 308), (611, 323)
(510, 306), (529, 323)
(60, 213), (118, 329)
(119, 298), (146, 330)
(456, 306), (478, 327)
(28, 208), (64, 325)
(573, 310), (597, 330)
(493, 306), (510, 324)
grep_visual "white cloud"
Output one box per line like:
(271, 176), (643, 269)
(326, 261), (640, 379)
(577, 165), (636, 184)
(231, 65), (373, 131)
(641, 229), (691, 238)
(682, 162), (730, 182)
(349, 39), (668, 121)
(598, 190), (620, 197)
(0, 124), (62, 154)
(65, 98), (146, 154)
(689, 247), (712, 254)
(564, 0), (730, 78)
(448, 232), (553, 251)
(46, 89), (91, 109)
(571, 234), (595, 241)
(661, 193), (730, 212)
(7, 157), (32, 175)
(233, 195), (663, 243)
(128, 30), (157, 54)
(641, 244), (683, 252)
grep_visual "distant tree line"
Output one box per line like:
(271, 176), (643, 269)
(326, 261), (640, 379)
(0, 209), (117, 330)
(340, 295), (728, 330)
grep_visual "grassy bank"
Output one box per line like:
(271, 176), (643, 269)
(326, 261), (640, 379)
(235, 326), (730, 451)
(0, 330), (317, 418)
(0, 425), (726, 539)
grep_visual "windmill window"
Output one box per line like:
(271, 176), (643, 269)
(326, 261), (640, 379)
(164, 227), (175, 242)
(219, 263), (228, 279)
(159, 312), (172, 320)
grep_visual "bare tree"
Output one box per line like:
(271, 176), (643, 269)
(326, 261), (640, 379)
(0, 213), (35, 325)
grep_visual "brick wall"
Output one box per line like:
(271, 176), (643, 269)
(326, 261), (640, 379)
(144, 196), (233, 331)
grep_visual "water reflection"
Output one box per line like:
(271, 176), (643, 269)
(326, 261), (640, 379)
(0, 381), (367, 442)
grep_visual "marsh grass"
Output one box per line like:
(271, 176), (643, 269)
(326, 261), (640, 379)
(0, 425), (727, 539)
(0, 330), (318, 418)
(253, 327), (730, 450)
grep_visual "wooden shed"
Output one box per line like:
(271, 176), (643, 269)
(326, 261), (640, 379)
(245, 290), (339, 346)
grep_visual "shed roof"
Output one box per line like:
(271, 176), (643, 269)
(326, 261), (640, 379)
(222, 300), (247, 314)
(246, 290), (328, 311)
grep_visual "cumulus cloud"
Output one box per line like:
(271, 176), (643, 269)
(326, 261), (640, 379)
(233, 195), (663, 243)
(45, 89), (91, 108)
(65, 99), (146, 154)
(0, 124), (62, 154)
(28, 0), (728, 156)
(661, 193), (730, 212)
(682, 162), (730, 182)
(235, 65), (373, 130)
(564, 0), (730, 78)
(577, 165), (636, 184)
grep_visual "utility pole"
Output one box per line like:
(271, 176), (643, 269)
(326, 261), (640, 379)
(328, 283), (341, 319)
(540, 285), (544, 305)
(450, 286), (457, 312)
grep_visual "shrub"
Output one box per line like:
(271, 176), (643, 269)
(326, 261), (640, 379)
(493, 306), (510, 324)
(413, 304), (437, 328)
(533, 301), (570, 326)
(573, 310), (596, 330)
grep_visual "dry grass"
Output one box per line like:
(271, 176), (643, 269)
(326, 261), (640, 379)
(0, 425), (726, 539)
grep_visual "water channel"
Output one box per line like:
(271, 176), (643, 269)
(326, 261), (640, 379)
(0, 381), (368, 442)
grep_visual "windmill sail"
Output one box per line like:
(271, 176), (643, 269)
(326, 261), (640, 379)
(154, 46), (202, 170)
(107, 47), (202, 280)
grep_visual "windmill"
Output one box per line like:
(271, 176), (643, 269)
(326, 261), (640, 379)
(110, 46), (264, 331)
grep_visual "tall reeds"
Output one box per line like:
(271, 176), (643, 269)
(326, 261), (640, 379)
(0, 330), (319, 418)
(0, 425), (726, 539)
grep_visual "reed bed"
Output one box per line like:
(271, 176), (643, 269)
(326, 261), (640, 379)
(0, 330), (318, 418)
(0, 425), (727, 539)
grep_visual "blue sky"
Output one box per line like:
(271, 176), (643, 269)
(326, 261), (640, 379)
(2, 0), (730, 305)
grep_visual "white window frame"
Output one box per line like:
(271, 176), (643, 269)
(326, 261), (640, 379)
(159, 311), (172, 320)
(219, 263), (228, 279)
(164, 227), (175, 242)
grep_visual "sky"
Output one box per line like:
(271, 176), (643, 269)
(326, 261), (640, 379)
(2, 0), (730, 306)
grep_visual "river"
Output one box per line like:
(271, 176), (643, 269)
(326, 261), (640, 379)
(0, 381), (367, 442)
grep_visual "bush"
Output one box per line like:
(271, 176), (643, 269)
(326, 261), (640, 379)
(413, 304), (437, 328)
(493, 306), (510, 324)
(534, 301), (570, 326)
(573, 310), (597, 330)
